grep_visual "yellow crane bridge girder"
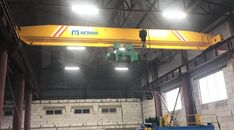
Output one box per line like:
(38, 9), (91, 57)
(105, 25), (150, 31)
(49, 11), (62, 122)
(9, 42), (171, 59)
(18, 25), (222, 50)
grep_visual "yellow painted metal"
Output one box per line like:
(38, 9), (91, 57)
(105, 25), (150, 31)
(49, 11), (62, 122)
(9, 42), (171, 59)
(144, 128), (151, 130)
(195, 113), (201, 125)
(19, 25), (222, 50)
(164, 114), (170, 126)
(159, 116), (163, 127)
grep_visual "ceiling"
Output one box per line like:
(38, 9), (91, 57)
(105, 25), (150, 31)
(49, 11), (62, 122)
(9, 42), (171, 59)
(5, 0), (234, 99)
(8, 0), (234, 30)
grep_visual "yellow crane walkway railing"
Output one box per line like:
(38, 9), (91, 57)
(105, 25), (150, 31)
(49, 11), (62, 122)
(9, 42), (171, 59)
(163, 113), (220, 127)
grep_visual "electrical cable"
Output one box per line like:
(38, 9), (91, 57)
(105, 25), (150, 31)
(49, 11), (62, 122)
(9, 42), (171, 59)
(6, 72), (22, 122)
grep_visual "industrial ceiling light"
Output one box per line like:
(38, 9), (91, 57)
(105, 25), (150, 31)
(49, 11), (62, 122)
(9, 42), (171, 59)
(65, 66), (80, 71)
(162, 11), (187, 19)
(115, 67), (128, 71)
(71, 5), (99, 15)
(67, 46), (86, 50)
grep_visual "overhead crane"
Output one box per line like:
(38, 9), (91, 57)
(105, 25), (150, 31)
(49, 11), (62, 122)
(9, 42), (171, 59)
(18, 25), (222, 50)
(18, 25), (220, 130)
(18, 25), (222, 62)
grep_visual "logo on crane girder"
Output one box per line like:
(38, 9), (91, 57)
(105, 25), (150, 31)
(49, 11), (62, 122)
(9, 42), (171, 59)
(71, 30), (99, 36)
(50, 26), (99, 37)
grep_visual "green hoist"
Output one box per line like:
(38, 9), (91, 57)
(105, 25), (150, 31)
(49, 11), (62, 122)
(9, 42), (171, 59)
(106, 43), (138, 62)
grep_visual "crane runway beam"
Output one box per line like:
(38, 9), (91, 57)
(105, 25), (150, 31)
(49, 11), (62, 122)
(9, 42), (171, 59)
(18, 25), (222, 50)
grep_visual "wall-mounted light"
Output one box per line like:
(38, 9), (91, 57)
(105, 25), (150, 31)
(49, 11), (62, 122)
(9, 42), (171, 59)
(65, 66), (80, 71)
(71, 5), (99, 15)
(162, 10), (187, 20)
(115, 67), (128, 71)
(67, 46), (86, 50)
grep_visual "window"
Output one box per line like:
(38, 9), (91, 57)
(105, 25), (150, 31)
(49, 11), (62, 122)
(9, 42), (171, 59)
(101, 108), (117, 113)
(83, 109), (90, 113)
(198, 70), (227, 104)
(74, 108), (90, 114)
(102, 108), (109, 113)
(46, 109), (62, 115)
(46, 110), (54, 115)
(166, 88), (182, 111)
(110, 108), (116, 113)
(74, 109), (82, 114)
(54, 110), (62, 114)
(4, 110), (13, 116)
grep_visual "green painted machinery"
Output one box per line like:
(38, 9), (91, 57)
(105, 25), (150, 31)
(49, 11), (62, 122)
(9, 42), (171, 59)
(106, 43), (138, 62)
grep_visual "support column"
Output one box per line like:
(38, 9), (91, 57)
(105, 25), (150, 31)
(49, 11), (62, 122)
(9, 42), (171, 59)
(13, 76), (25, 130)
(24, 89), (32, 130)
(228, 16), (234, 69)
(0, 49), (8, 128)
(231, 54), (234, 70)
(181, 74), (196, 124)
(180, 51), (196, 125)
(150, 65), (162, 117)
(228, 15), (234, 35)
(154, 90), (162, 117)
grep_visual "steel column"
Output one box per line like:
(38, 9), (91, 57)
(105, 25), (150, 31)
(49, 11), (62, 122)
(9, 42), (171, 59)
(0, 49), (8, 128)
(24, 89), (32, 130)
(231, 55), (234, 70)
(154, 90), (162, 117)
(228, 16), (234, 69)
(13, 76), (25, 130)
(181, 74), (196, 124)
(151, 64), (162, 117)
(181, 51), (196, 125)
(228, 15), (234, 35)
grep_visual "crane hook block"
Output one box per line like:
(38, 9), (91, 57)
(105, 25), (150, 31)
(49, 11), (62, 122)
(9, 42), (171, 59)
(139, 29), (147, 48)
(139, 29), (147, 42)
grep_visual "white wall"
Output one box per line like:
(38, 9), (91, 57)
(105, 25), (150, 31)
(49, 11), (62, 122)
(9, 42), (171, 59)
(2, 98), (142, 130)
(209, 21), (231, 40)
(142, 99), (155, 120)
(191, 61), (234, 130)
(202, 16), (232, 40)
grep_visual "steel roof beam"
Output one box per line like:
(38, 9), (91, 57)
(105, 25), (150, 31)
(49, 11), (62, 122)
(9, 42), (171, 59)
(136, 0), (159, 28)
